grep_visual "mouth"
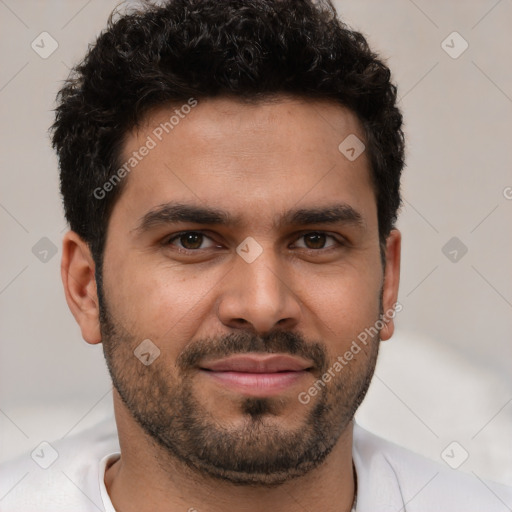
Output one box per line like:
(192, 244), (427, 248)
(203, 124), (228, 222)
(199, 354), (314, 397)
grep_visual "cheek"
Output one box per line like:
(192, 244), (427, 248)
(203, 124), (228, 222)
(103, 257), (222, 351)
(303, 263), (382, 353)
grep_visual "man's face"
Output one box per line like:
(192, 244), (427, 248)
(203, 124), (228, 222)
(98, 97), (395, 485)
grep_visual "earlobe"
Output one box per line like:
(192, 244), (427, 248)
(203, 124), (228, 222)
(380, 229), (401, 342)
(61, 231), (102, 345)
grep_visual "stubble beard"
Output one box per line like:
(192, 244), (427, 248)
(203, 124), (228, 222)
(99, 297), (380, 486)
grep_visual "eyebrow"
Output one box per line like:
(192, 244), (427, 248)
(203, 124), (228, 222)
(134, 201), (364, 233)
(278, 204), (364, 230)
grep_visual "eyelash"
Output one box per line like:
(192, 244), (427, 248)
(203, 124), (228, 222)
(163, 231), (345, 253)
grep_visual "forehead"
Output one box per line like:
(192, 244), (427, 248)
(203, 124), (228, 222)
(115, 96), (376, 231)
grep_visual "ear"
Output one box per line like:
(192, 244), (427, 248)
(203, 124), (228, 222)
(380, 229), (401, 341)
(61, 231), (102, 345)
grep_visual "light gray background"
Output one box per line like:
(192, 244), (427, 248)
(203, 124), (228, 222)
(1, 0), (511, 488)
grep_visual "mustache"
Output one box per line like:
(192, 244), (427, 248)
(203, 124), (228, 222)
(176, 330), (328, 373)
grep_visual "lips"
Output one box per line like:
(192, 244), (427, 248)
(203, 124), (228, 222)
(199, 354), (313, 373)
(199, 354), (313, 397)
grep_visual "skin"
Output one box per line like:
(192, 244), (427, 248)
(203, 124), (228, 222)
(61, 96), (401, 512)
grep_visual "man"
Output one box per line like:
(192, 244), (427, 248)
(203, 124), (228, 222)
(0, 0), (510, 511)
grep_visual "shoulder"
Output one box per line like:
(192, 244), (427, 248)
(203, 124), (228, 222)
(352, 423), (512, 512)
(0, 417), (119, 512)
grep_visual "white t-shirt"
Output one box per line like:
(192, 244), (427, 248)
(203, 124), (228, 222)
(0, 417), (510, 511)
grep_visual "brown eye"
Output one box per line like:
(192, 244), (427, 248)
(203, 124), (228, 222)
(166, 231), (217, 251)
(303, 232), (327, 249)
(293, 232), (340, 251)
(179, 232), (203, 249)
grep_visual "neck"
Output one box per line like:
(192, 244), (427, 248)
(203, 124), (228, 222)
(105, 392), (356, 512)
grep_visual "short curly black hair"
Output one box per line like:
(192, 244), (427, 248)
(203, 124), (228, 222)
(52, 0), (404, 268)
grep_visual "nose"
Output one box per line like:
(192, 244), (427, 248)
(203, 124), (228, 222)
(216, 248), (302, 334)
